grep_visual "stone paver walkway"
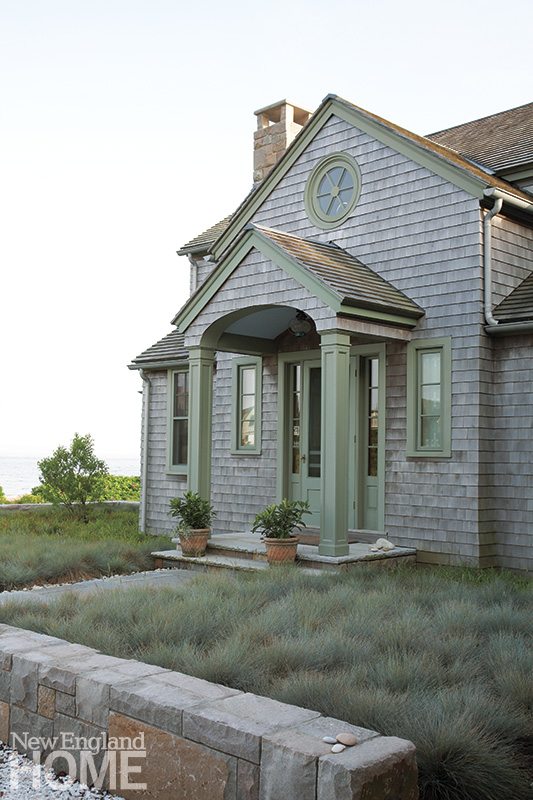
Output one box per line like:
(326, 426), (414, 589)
(0, 569), (195, 606)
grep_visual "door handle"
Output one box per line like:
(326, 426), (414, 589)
(301, 453), (306, 463)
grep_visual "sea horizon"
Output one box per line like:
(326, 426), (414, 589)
(0, 455), (140, 500)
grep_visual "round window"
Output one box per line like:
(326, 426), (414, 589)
(304, 153), (362, 229)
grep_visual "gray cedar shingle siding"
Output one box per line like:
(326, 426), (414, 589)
(492, 335), (533, 572)
(140, 109), (533, 568)
(143, 371), (187, 534)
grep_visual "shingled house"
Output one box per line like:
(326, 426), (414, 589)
(130, 95), (533, 571)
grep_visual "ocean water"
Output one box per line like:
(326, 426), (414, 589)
(0, 456), (140, 500)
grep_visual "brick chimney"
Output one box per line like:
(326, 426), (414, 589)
(253, 100), (312, 184)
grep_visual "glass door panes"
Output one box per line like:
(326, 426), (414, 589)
(307, 366), (321, 478)
(290, 365), (301, 474)
(367, 358), (378, 477)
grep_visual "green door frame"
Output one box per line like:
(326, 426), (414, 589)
(348, 343), (386, 532)
(276, 349), (321, 504)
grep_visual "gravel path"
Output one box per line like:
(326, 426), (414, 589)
(0, 745), (123, 799)
(0, 568), (196, 606)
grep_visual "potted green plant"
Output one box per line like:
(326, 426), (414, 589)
(251, 498), (310, 564)
(169, 491), (216, 557)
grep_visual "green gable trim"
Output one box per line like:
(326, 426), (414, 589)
(172, 227), (420, 336)
(212, 95), (503, 262)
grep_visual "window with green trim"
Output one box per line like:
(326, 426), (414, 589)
(231, 357), (262, 454)
(304, 153), (362, 230)
(406, 338), (451, 457)
(168, 368), (189, 472)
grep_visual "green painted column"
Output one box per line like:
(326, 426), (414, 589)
(319, 331), (351, 556)
(187, 346), (214, 500)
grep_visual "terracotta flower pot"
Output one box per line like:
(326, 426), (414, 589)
(178, 528), (210, 557)
(264, 536), (299, 565)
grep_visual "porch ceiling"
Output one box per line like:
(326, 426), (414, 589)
(225, 306), (296, 339)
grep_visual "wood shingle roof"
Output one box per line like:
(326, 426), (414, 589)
(253, 225), (424, 320)
(427, 102), (533, 174)
(494, 271), (533, 323)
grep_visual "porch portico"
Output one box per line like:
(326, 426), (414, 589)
(173, 225), (423, 556)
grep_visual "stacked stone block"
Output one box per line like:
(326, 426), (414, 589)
(0, 623), (418, 799)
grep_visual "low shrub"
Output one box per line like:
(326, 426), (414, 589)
(36, 433), (108, 518)
(101, 475), (140, 501)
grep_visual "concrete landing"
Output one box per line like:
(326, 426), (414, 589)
(153, 533), (416, 575)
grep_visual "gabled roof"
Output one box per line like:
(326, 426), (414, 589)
(180, 95), (533, 261)
(494, 272), (533, 323)
(129, 329), (187, 370)
(255, 226), (424, 319)
(177, 215), (233, 256)
(172, 224), (424, 334)
(428, 102), (533, 174)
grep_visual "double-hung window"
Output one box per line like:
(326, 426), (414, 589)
(231, 357), (262, 454)
(406, 338), (451, 457)
(168, 368), (189, 473)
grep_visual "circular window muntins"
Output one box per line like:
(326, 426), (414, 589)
(305, 153), (361, 229)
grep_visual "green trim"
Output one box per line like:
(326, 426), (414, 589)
(276, 349), (321, 503)
(231, 357), (262, 455)
(348, 343), (386, 531)
(173, 226), (419, 338)
(304, 152), (362, 230)
(212, 95), (495, 261)
(406, 337), (452, 458)
(166, 367), (189, 476)
(187, 347), (214, 498)
(129, 360), (188, 372)
(339, 305), (420, 327)
(319, 331), (351, 556)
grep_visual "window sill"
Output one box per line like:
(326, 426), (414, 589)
(166, 468), (188, 477)
(406, 449), (451, 459)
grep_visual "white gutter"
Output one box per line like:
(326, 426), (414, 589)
(482, 187), (533, 331)
(188, 255), (198, 294)
(482, 196), (503, 327)
(483, 186), (533, 213)
(139, 369), (151, 533)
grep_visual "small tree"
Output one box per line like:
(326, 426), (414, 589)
(0, 486), (7, 504)
(37, 434), (108, 519)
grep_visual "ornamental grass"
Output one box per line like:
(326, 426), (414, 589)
(0, 565), (531, 800)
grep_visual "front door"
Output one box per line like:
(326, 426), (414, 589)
(287, 360), (321, 526)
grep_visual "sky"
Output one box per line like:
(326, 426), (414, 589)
(1, 0), (532, 460)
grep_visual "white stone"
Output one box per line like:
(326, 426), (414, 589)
(322, 736), (337, 744)
(374, 538), (395, 551)
(331, 743), (346, 753)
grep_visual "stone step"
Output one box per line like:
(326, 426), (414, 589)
(152, 550), (325, 576)
(154, 540), (416, 574)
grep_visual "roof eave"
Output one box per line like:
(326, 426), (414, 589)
(485, 321), (533, 336)
(128, 357), (189, 371)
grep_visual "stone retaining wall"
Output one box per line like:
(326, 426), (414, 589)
(0, 624), (418, 799)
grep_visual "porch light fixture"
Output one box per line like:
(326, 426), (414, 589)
(288, 312), (312, 337)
